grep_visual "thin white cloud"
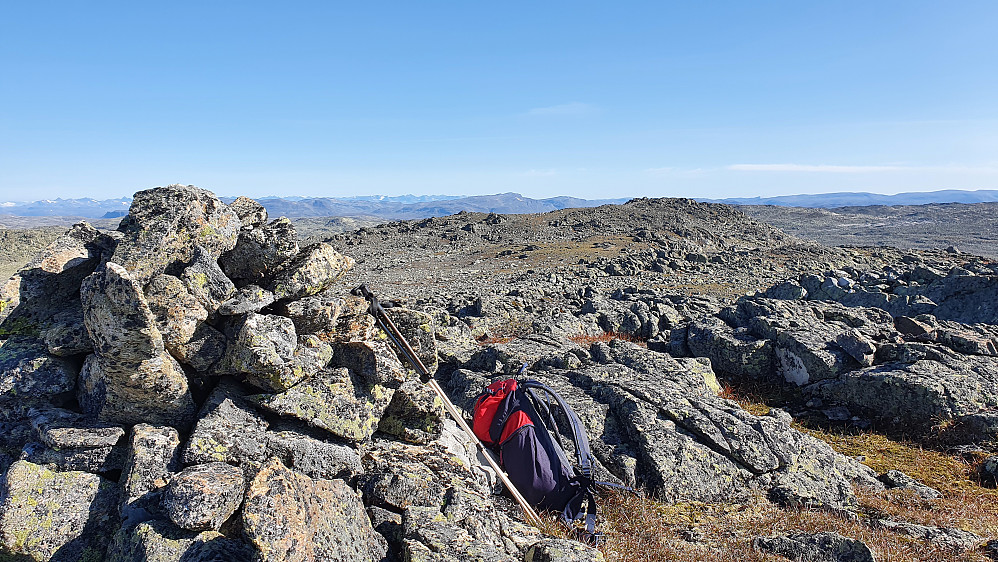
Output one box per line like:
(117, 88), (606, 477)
(728, 164), (907, 173)
(521, 169), (558, 177)
(526, 102), (597, 116)
(645, 167), (705, 176)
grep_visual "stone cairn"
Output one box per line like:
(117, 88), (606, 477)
(0, 185), (594, 562)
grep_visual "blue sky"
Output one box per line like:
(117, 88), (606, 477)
(1, 1), (996, 201)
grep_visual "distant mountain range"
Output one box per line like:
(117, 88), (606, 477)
(702, 189), (998, 207)
(2, 189), (997, 220)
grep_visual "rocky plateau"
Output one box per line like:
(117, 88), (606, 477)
(1, 185), (996, 561)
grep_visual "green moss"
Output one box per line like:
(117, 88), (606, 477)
(199, 225), (217, 238)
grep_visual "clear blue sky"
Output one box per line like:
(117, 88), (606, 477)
(2, 1), (996, 201)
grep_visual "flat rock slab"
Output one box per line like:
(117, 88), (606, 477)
(0, 337), (78, 399)
(0, 460), (119, 562)
(253, 367), (393, 442)
(242, 457), (387, 562)
(106, 519), (256, 562)
(120, 424), (181, 516)
(183, 382), (269, 466)
(752, 531), (876, 562)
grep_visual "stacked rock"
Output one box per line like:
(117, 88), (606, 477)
(0, 186), (576, 562)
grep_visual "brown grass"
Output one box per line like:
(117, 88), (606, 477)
(568, 331), (648, 348)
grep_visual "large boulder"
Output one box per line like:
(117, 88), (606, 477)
(105, 518), (256, 562)
(162, 462), (245, 532)
(242, 457), (388, 562)
(268, 242), (355, 301)
(110, 185), (240, 285)
(119, 424), (182, 517)
(0, 222), (110, 336)
(0, 460), (119, 562)
(183, 382), (269, 466)
(219, 217), (299, 286)
(253, 367), (393, 442)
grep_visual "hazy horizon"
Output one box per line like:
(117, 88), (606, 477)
(2, 2), (996, 201)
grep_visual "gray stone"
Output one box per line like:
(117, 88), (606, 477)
(378, 380), (444, 444)
(875, 519), (982, 551)
(877, 470), (942, 499)
(688, 316), (774, 378)
(268, 242), (355, 301)
(265, 424), (362, 480)
(278, 296), (344, 334)
(752, 531), (876, 562)
(333, 340), (407, 387)
(78, 351), (197, 429)
(253, 367), (394, 442)
(524, 538), (606, 562)
(242, 457), (388, 562)
(219, 217), (299, 286)
(228, 196), (268, 229)
(385, 307), (438, 374)
(144, 274), (225, 370)
(216, 284), (275, 315)
(835, 329), (876, 367)
(105, 519), (256, 562)
(120, 424), (182, 518)
(111, 185), (240, 285)
(43, 304), (93, 357)
(0, 460), (119, 562)
(80, 262), (195, 427)
(180, 245), (236, 314)
(0, 336), (78, 400)
(183, 382), (269, 466)
(980, 456), (998, 486)
(163, 462), (245, 532)
(213, 313), (297, 390)
(19, 440), (126, 473)
(1, 222), (108, 336)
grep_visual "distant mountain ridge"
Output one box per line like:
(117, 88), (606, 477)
(3, 189), (998, 219)
(702, 189), (998, 208)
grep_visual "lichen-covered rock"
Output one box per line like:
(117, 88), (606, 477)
(214, 313), (296, 389)
(242, 457), (388, 562)
(808, 354), (998, 431)
(470, 333), (587, 374)
(228, 196), (268, 229)
(42, 304), (93, 357)
(269, 242), (355, 301)
(333, 340), (408, 387)
(120, 424), (181, 517)
(378, 380), (444, 444)
(253, 367), (393, 442)
(162, 462), (245, 532)
(401, 506), (520, 562)
(278, 296), (344, 334)
(111, 185), (240, 285)
(0, 460), (119, 562)
(265, 422), (363, 480)
(78, 351), (196, 429)
(874, 519), (983, 551)
(219, 217), (299, 286)
(144, 274), (225, 370)
(18, 407), (127, 472)
(80, 262), (196, 427)
(180, 245), (236, 314)
(81, 262), (163, 363)
(325, 295), (378, 342)
(183, 382), (269, 466)
(105, 519), (256, 562)
(0, 336), (78, 400)
(217, 284), (275, 316)
(687, 316), (774, 378)
(524, 538), (606, 562)
(0, 222), (109, 336)
(752, 531), (876, 562)
(877, 470), (941, 499)
(385, 307), (438, 373)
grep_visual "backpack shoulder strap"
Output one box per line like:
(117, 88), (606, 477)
(520, 380), (596, 479)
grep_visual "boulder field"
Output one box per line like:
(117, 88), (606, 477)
(0, 185), (995, 561)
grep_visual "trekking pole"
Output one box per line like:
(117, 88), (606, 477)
(352, 285), (543, 528)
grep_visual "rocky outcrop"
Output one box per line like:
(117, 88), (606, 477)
(752, 531), (876, 562)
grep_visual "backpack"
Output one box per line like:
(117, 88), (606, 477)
(472, 376), (601, 544)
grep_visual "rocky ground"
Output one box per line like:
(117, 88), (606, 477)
(1, 186), (997, 561)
